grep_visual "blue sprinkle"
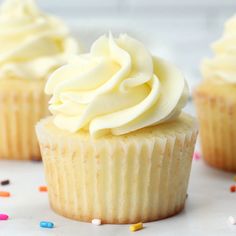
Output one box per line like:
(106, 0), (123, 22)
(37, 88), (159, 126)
(40, 221), (54, 229)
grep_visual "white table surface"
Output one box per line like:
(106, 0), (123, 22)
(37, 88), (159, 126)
(0, 149), (236, 236)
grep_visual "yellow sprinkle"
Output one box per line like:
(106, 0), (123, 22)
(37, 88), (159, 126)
(129, 222), (143, 232)
(234, 176), (236, 181)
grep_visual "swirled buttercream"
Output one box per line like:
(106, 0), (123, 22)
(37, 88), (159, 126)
(0, 0), (78, 80)
(46, 34), (188, 137)
(202, 15), (236, 84)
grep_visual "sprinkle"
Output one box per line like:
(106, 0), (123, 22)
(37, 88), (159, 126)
(0, 214), (9, 220)
(0, 191), (10, 197)
(40, 221), (54, 229)
(129, 222), (143, 232)
(92, 219), (102, 226)
(228, 216), (236, 225)
(233, 176), (236, 182)
(1, 180), (10, 186)
(230, 185), (236, 192)
(193, 152), (201, 161)
(39, 186), (47, 192)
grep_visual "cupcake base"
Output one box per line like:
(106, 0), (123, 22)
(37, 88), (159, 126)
(36, 113), (198, 224)
(0, 79), (49, 161)
(194, 82), (236, 172)
(50, 201), (185, 224)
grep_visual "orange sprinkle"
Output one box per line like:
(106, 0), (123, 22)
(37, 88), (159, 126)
(230, 185), (236, 192)
(0, 191), (10, 197)
(39, 186), (48, 192)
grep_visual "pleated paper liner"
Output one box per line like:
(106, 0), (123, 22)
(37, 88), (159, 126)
(0, 79), (49, 161)
(36, 113), (198, 224)
(194, 82), (236, 172)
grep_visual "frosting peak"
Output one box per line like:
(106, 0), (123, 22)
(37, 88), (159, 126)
(46, 34), (188, 138)
(0, 0), (78, 80)
(202, 15), (236, 84)
(1, 0), (40, 19)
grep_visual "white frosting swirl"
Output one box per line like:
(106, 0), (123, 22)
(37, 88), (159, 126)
(202, 15), (236, 84)
(0, 0), (78, 80)
(46, 34), (189, 138)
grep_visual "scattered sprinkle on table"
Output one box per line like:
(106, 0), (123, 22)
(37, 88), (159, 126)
(39, 186), (48, 192)
(193, 152), (201, 161)
(228, 216), (236, 225)
(129, 222), (143, 232)
(40, 221), (54, 229)
(230, 185), (236, 192)
(0, 191), (10, 197)
(0, 214), (9, 221)
(92, 219), (102, 226)
(0, 180), (10, 186)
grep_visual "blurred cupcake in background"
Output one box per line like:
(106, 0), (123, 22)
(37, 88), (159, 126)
(194, 15), (236, 172)
(0, 0), (79, 160)
(36, 33), (198, 223)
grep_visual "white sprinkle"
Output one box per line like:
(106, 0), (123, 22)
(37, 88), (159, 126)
(92, 219), (102, 226)
(228, 216), (236, 225)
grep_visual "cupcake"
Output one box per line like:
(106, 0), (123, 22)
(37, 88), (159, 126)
(194, 15), (236, 172)
(36, 33), (198, 223)
(0, 0), (78, 160)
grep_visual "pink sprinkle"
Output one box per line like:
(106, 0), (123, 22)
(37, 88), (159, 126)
(193, 152), (201, 161)
(0, 214), (9, 220)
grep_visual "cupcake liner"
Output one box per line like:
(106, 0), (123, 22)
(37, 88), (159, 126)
(194, 87), (236, 172)
(36, 114), (198, 224)
(0, 82), (49, 160)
